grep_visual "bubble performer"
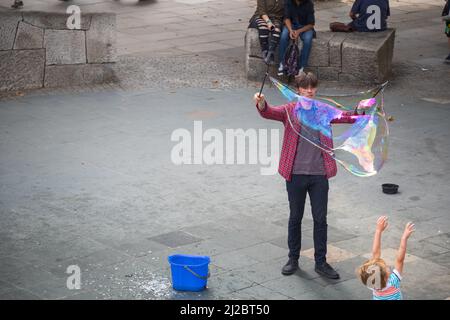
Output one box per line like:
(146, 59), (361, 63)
(253, 71), (389, 279)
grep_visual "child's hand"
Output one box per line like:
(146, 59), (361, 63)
(376, 216), (388, 232)
(402, 222), (415, 240)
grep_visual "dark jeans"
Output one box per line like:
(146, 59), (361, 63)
(286, 174), (329, 264)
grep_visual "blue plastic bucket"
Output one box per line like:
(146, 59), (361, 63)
(168, 254), (210, 292)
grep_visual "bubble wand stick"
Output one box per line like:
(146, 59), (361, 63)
(258, 63), (271, 96)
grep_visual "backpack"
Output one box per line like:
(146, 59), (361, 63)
(283, 38), (299, 77)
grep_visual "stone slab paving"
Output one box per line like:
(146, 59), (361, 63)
(0, 84), (449, 299)
(0, 0), (449, 300)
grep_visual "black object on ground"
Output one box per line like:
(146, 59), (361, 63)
(382, 183), (399, 194)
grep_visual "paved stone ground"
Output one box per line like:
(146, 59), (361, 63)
(0, 0), (449, 300)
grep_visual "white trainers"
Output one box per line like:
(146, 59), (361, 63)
(277, 63), (284, 76)
(296, 67), (304, 77)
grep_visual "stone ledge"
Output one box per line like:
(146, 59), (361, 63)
(0, 49), (45, 91)
(44, 29), (86, 65)
(0, 12), (22, 50)
(245, 28), (396, 84)
(341, 29), (395, 83)
(22, 11), (92, 30)
(87, 13), (117, 63)
(44, 63), (117, 88)
(0, 11), (117, 91)
(14, 21), (44, 50)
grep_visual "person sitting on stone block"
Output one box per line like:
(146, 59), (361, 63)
(278, 0), (316, 76)
(356, 216), (415, 300)
(248, 0), (285, 65)
(329, 0), (390, 33)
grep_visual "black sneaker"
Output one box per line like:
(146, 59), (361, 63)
(314, 262), (340, 279)
(446, 53), (450, 64)
(11, 0), (23, 8)
(281, 258), (299, 275)
(261, 50), (268, 60)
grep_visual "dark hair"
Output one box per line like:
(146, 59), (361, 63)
(295, 71), (318, 89)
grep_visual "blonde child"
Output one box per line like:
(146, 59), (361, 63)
(357, 216), (415, 300)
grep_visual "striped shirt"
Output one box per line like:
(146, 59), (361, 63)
(372, 269), (403, 300)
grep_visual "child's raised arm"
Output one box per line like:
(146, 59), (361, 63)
(395, 222), (415, 274)
(372, 216), (388, 259)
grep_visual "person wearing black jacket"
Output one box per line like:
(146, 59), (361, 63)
(277, 0), (315, 76)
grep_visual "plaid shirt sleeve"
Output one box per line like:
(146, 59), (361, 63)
(255, 101), (288, 122)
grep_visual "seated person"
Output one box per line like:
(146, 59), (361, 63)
(330, 0), (390, 32)
(248, 0), (285, 64)
(278, 0), (316, 76)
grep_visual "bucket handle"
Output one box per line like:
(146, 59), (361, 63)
(183, 265), (210, 280)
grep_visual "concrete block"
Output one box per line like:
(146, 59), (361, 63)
(22, 11), (91, 30)
(339, 72), (365, 84)
(86, 13), (117, 63)
(341, 29), (395, 83)
(245, 27), (289, 80)
(245, 28), (263, 58)
(0, 49), (45, 91)
(0, 12), (22, 50)
(303, 66), (318, 75)
(44, 63), (117, 88)
(245, 57), (278, 81)
(318, 66), (340, 81)
(246, 56), (267, 81)
(329, 33), (348, 67)
(307, 31), (333, 67)
(14, 22), (44, 50)
(44, 29), (86, 65)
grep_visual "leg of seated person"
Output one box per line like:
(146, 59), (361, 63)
(249, 17), (270, 55)
(264, 19), (282, 64)
(278, 26), (290, 65)
(299, 29), (314, 70)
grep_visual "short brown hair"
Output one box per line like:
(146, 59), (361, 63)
(295, 71), (318, 89)
(356, 258), (389, 290)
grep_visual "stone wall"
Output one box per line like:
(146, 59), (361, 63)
(0, 11), (117, 91)
(245, 28), (396, 84)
